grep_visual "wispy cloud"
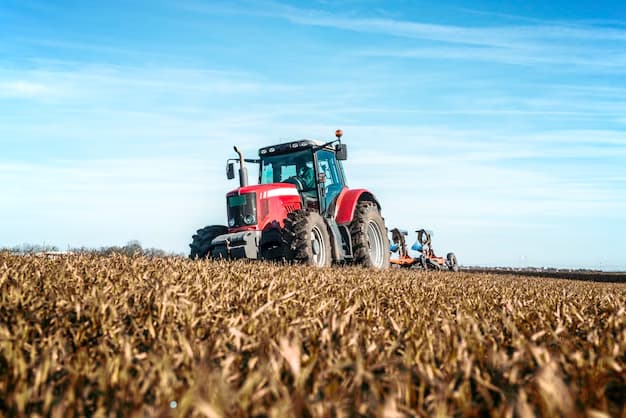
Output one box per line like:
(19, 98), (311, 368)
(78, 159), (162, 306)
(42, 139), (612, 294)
(182, 1), (626, 70)
(184, 1), (626, 45)
(17, 38), (180, 60)
(0, 80), (52, 98)
(354, 44), (626, 70)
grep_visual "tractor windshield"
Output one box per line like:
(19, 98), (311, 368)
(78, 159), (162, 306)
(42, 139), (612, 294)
(260, 150), (315, 191)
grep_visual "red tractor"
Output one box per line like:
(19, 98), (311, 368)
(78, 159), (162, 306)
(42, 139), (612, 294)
(189, 130), (390, 268)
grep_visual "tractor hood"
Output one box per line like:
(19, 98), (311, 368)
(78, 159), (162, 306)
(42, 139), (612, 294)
(226, 183), (302, 232)
(227, 183), (300, 199)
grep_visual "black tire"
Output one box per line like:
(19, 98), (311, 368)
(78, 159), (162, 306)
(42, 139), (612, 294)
(446, 252), (459, 272)
(416, 255), (428, 270)
(426, 258), (442, 270)
(189, 225), (228, 259)
(349, 201), (390, 269)
(283, 210), (332, 267)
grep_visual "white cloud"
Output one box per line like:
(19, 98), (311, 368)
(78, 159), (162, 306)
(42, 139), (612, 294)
(0, 64), (296, 107)
(185, 1), (626, 46)
(354, 45), (626, 70)
(183, 1), (626, 71)
(0, 80), (52, 98)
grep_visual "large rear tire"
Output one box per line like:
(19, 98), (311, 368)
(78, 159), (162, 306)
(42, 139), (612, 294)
(189, 225), (228, 259)
(349, 202), (390, 269)
(283, 210), (332, 267)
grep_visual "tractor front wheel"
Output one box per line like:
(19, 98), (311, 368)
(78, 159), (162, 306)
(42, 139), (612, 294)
(283, 210), (332, 267)
(189, 225), (228, 259)
(350, 202), (390, 269)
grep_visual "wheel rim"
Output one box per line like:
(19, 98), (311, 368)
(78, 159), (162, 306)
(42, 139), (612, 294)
(311, 226), (326, 266)
(366, 220), (385, 268)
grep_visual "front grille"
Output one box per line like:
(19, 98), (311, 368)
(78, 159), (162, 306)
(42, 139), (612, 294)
(284, 204), (299, 213)
(227, 192), (257, 227)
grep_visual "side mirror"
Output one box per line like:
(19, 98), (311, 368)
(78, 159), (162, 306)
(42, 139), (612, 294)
(335, 143), (348, 161)
(226, 162), (235, 180)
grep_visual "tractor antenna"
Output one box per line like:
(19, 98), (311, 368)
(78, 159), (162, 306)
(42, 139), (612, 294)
(233, 146), (249, 187)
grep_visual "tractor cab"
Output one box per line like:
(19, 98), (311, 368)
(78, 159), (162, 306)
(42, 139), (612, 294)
(258, 139), (347, 214)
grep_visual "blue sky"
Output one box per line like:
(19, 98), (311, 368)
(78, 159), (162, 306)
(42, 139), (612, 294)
(1, 0), (625, 269)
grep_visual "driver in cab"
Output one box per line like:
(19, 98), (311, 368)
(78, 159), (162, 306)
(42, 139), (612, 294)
(296, 160), (315, 192)
(289, 157), (319, 207)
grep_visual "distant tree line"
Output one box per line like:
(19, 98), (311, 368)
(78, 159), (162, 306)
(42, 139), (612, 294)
(4, 243), (60, 254)
(3, 240), (177, 257)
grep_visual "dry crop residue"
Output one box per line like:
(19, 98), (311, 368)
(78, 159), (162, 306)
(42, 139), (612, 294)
(0, 253), (625, 417)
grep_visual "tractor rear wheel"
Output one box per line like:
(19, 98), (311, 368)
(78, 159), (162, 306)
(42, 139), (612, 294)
(350, 201), (390, 269)
(446, 252), (459, 272)
(189, 225), (228, 259)
(283, 210), (332, 267)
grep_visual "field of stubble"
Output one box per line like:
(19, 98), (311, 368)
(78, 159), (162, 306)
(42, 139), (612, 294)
(1, 253), (625, 418)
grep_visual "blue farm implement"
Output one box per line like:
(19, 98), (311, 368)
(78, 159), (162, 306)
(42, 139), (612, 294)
(389, 228), (459, 271)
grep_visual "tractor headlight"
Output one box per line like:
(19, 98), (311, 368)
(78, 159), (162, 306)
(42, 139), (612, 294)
(228, 218), (235, 227)
(244, 214), (256, 225)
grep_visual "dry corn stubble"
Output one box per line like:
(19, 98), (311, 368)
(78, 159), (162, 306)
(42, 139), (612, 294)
(0, 253), (625, 417)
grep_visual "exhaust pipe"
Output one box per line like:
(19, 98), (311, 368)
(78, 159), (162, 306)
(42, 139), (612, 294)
(233, 146), (248, 187)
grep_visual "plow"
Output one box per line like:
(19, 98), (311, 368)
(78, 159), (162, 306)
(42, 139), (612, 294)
(389, 228), (459, 271)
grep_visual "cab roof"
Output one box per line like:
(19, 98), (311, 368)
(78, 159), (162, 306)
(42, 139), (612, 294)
(258, 139), (334, 157)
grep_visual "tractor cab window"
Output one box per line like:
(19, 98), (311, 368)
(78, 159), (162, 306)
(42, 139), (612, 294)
(315, 149), (345, 210)
(260, 150), (317, 193)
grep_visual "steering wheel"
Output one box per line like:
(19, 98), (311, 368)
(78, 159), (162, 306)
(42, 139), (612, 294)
(283, 176), (304, 191)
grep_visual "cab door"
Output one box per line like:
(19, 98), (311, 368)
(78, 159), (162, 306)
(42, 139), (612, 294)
(314, 150), (346, 214)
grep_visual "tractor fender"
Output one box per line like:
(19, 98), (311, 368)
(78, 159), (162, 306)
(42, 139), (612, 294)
(334, 189), (381, 225)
